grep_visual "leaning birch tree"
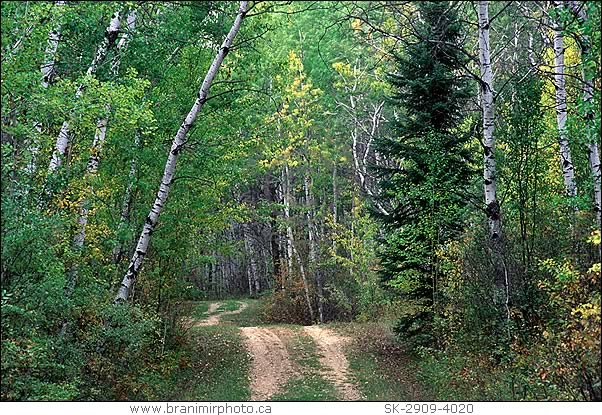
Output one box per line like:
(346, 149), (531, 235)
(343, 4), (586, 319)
(47, 9), (121, 176)
(27, 0), (67, 175)
(115, 1), (249, 303)
(72, 10), (136, 254)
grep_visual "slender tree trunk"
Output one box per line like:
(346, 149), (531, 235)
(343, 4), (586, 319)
(74, 10), (135, 250)
(332, 163), (338, 251)
(115, 2), (249, 303)
(305, 165), (323, 323)
(47, 10), (121, 176)
(72, 114), (109, 250)
(478, 1), (501, 240)
(40, 3), (65, 89)
(282, 163), (314, 321)
(267, 176), (282, 283)
(111, 10), (136, 75)
(564, 1), (601, 226)
(479, 1), (509, 330)
(292, 238), (315, 323)
(552, 13), (578, 199)
(244, 223), (259, 296)
(28, 1), (66, 176)
(283, 165), (295, 286)
(59, 113), (108, 336)
(113, 131), (141, 264)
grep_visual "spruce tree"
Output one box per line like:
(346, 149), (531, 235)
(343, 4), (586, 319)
(376, 1), (473, 345)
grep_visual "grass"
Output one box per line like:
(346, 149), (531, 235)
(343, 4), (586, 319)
(271, 326), (339, 401)
(216, 299), (242, 312)
(335, 321), (426, 400)
(173, 298), (424, 402)
(172, 325), (251, 401)
(191, 301), (211, 319)
(219, 298), (265, 327)
(189, 298), (265, 326)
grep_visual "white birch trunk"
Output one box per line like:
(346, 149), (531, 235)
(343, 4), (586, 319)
(41, 2), (65, 88)
(28, 1), (66, 176)
(115, 1), (249, 302)
(332, 163), (338, 251)
(74, 10), (135, 254)
(111, 10), (136, 76)
(564, 1), (601, 225)
(283, 165), (295, 283)
(72, 113), (109, 250)
(305, 167), (323, 322)
(244, 223), (259, 296)
(47, 10), (121, 175)
(552, 15), (577, 198)
(479, 2), (510, 328)
(478, 1), (501, 240)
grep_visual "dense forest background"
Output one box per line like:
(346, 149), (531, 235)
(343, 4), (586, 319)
(1, 0), (600, 401)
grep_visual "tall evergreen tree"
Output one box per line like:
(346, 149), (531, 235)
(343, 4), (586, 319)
(376, 1), (473, 344)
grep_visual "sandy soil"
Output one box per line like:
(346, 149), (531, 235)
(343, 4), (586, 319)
(240, 326), (296, 400)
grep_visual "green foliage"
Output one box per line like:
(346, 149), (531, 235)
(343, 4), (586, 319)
(2, 0), (601, 403)
(377, 1), (474, 346)
(339, 321), (425, 400)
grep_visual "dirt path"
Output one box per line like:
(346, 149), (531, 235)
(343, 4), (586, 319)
(197, 302), (248, 326)
(303, 325), (362, 400)
(241, 327), (296, 400)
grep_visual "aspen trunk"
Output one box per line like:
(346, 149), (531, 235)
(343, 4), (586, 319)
(47, 10), (121, 175)
(552, 14), (577, 199)
(292, 238), (315, 323)
(59, 113), (108, 336)
(115, 2), (249, 302)
(281, 163), (314, 321)
(111, 10), (137, 75)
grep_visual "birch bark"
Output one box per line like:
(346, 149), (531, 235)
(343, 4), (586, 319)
(552, 13), (578, 199)
(283, 165), (295, 284)
(41, 1), (65, 88)
(47, 10), (121, 175)
(74, 10), (135, 255)
(478, 1), (510, 329)
(28, 1), (66, 175)
(564, 1), (601, 225)
(305, 165), (323, 323)
(72, 113), (109, 250)
(478, 1), (501, 239)
(115, 2), (249, 302)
